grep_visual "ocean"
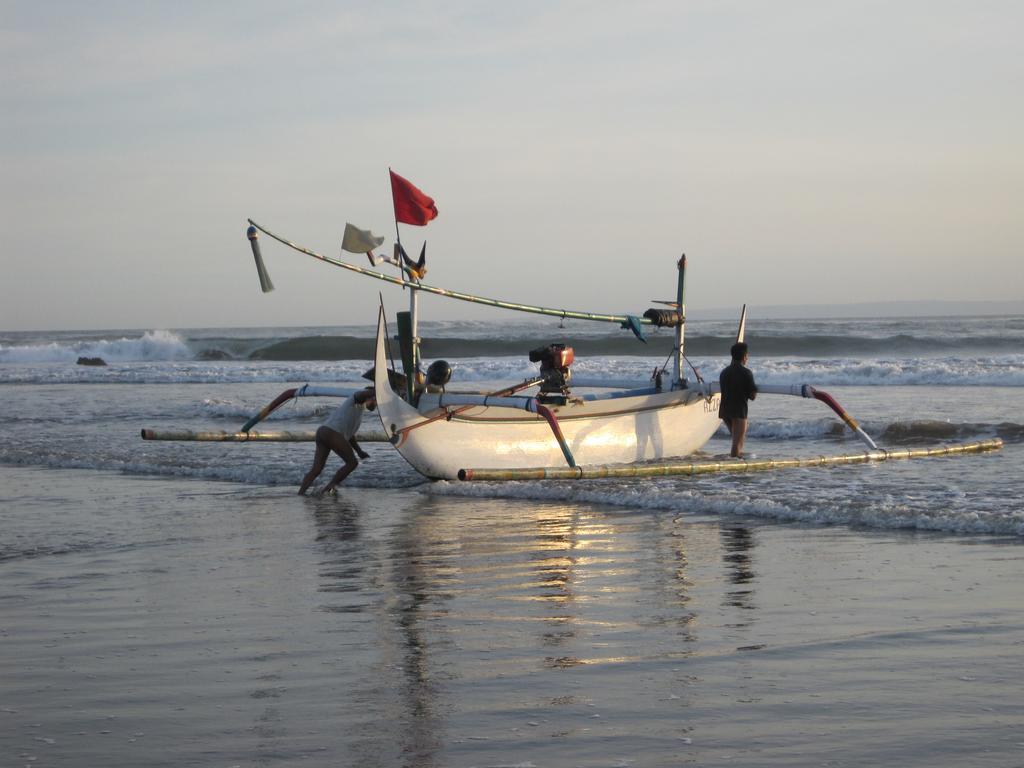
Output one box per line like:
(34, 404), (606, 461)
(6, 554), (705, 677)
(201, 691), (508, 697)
(2, 315), (1022, 533)
(2, 315), (1023, 766)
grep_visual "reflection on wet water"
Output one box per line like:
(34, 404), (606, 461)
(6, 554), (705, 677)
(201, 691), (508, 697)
(720, 525), (757, 614)
(306, 494), (742, 765)
(6, 470), (1022, 768)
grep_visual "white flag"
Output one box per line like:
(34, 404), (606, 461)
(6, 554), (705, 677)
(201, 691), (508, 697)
(341, 223), (385, 254)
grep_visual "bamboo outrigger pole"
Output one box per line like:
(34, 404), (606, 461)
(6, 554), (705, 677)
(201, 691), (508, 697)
(457, 439), (1003, 481)
(141, 429), (391, 443)
(247, 219), (660, 327)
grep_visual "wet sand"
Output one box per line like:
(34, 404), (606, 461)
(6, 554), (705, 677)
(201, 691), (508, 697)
(1, 466), (1022, 767)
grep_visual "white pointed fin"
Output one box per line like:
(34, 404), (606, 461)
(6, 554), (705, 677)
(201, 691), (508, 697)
(736, 304), (747, 343)
(374, 306), (394, 402)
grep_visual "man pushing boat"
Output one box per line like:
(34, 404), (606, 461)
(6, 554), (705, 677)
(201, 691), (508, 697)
(299, 387), (376, 495)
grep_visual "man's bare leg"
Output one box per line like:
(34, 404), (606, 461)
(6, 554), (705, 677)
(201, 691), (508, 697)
(299, 436), (332, 495)
(319, 433), (360, 495)
(730, 417), (748, 458)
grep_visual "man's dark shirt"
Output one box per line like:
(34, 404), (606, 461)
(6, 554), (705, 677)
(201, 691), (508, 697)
(719, 361), (757, 420)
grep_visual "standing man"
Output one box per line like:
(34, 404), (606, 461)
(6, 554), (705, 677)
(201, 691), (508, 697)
(299, 387), (376, 495)
(719, 342), (757, 458)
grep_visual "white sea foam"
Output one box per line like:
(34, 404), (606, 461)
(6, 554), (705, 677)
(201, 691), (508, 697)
(753, 356), (1024, 387)
(198, 397), (331, 421)
(428, 475), (1024, 536)
(567, 355), (1024, 388)
(3, 353), (1024, 387)
(0, 360), (375, 385)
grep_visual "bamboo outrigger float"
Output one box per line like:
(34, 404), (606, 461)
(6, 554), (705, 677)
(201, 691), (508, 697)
(457, 439), (1004, 481)
(140, 429), (390, 443)
(142, 171), (1004, 481)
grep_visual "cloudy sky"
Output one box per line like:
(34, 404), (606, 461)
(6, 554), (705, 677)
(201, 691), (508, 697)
(2, 1), (1021, 330)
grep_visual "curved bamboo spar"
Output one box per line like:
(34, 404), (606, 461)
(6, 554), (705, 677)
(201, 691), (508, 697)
(248, 219), (654, 326)
(141, 429), (390, 442)
(534, 403), (576, 468)
(239, 384), (365, 432)
(241, 387), (297, 432)
(727, 383), (878, 450)
(457, 439), (1003, 481)
(810, 389), (878, 450)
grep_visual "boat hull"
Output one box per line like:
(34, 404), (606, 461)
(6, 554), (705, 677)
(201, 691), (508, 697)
(373, 309), (722, 480)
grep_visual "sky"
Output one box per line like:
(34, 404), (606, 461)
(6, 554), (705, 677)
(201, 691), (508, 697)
(2, 0), (1022, 331)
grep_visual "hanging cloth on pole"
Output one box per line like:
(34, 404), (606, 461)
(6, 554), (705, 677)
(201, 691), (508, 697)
(341, 223), (386, 254)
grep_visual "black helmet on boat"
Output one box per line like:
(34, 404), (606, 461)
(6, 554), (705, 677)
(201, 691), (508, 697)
(425, 360), (452, 389)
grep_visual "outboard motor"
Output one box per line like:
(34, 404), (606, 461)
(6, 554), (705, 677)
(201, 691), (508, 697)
(529, 344), (574, 399)
(425, 359), (452, 393)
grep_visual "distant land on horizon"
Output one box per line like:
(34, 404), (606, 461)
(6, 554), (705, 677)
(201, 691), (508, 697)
(687, 299), (1024, 321)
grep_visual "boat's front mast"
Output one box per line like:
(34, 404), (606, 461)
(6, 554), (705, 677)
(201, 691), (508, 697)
(673, 254), (686, 389)
(409, 282), (420, 391)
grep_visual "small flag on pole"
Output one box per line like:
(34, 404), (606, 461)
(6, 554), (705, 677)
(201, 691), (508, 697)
(390, 170), (438, 226)
(341, 223), (386, 254)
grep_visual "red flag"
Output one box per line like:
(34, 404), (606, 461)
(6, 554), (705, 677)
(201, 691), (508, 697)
(390, 170), (438, 226)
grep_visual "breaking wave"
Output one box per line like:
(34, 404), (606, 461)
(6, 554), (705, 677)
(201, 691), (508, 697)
(3, 315), (1022, 365)
(747, 418), (1024, 444)
(0, 330), (192, 363)
(243, 332), (1024, 360)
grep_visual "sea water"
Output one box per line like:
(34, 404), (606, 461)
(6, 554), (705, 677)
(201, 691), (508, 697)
(1, 315), (1021, 535)
(2, 316), (1023, 767)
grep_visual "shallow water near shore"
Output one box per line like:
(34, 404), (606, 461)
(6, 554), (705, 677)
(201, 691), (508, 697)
(2, 466), (1023, 767)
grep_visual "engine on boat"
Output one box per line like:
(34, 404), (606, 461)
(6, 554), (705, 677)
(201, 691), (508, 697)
(529, 343), (574, 398)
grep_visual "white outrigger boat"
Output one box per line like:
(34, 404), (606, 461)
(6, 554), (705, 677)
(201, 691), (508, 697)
(141, 172), (1002, 480)
(371, 306), (724, 481)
